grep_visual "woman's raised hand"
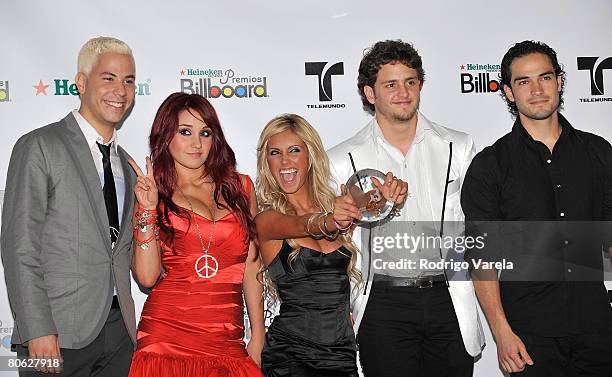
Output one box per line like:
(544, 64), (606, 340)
(128, 157), (159, 210)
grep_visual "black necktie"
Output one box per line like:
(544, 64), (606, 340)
(97, 142), (120, 246)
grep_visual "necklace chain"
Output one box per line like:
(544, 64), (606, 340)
(177, 185), (216, 255)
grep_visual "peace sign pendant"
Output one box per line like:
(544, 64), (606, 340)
(195, 254), (219, 279)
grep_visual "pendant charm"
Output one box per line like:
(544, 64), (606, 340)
(137, 212), (153, 233)
(139, 242), (149, 251)
(137, 219), (144, 229)
(195, 254), (219, 279)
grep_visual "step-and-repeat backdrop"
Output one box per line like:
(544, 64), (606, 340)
(1, 1), (611, 376)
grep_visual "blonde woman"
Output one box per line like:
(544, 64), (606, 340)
(255, 114), (406, 377)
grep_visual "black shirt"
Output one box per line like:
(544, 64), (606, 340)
(461, 113), (612, 336)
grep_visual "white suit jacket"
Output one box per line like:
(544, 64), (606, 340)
(327, 112), (485, 357)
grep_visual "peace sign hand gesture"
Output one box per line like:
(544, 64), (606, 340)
(128, 157), (159, 210)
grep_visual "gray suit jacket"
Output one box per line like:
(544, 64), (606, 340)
(1, 113), (137, 349)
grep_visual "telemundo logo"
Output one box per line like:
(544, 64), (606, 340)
(304, 61), (346, 109)
(305, 61), (344, 101)
(577, 56), (612, 103)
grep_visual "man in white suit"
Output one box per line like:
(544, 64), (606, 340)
(328, 39), (484, 376)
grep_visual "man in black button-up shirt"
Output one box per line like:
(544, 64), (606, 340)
(462, 40), (612, 376)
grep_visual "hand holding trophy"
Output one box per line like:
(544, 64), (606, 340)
(344, 168), (408, 222)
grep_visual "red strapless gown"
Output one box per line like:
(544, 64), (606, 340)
(129, 201), (262, 376)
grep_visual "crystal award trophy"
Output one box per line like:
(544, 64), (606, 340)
(345, 168), (394, 222)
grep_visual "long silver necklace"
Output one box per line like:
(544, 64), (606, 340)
(178, 185), (218, 279)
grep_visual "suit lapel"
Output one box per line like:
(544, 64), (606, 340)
(423, 137), (449, 224)
(59, 113), (113, 254)
(115, 147), (134, 253)
(349, 147), (376, 172)
(349, 137), (382, 175)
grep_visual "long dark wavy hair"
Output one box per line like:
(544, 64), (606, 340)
(149, 92), (256, 248)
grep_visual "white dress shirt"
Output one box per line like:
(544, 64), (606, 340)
(72, 110), (125, 230)
(328, 112), (485, 357)
(72, 110), (126, 294)
(367, 117), (444, 277)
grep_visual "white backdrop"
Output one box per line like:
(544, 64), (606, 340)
(1, 1), (611, 376)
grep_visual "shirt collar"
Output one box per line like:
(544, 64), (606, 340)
(512, 112), (574, 144)
(72, 109), (118, 152)
(371, 111), (430, 147)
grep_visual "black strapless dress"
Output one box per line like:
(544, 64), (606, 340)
(261, 240), (358, 377)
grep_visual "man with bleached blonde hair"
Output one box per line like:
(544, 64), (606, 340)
(77, 37), (134, 75)
(1, 36), (137, 376)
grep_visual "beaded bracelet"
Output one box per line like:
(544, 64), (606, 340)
(318, 212), (339, 240)
(304, 213), (322, 239)
(135, 231), (158, 248)
(333, 219), (354, 232)
(389, 206), (402, 219)
(134, 207), (157, 229)
(133, 206), (159, 250)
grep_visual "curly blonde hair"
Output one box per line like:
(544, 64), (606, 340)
(256, 113), (362, 302)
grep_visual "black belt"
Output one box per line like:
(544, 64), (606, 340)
(111, 295), (120, 309)
(373, 274), (448, 289)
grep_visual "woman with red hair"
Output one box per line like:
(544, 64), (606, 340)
(127, 92), (264, 376)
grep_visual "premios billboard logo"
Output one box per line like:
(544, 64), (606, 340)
(0, 319), (12, 350)
(0, 81), (9, 102)
(577, 56), (612, 103)
(180, 68), (268, 99)
(460, 63), (501, 94)
(33, 79), (152, 96)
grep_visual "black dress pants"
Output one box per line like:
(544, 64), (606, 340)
(511, 331), (612, 377)
(357, 282), (473, 377)
(16, 298), (133, 377)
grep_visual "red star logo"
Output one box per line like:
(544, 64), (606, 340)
(180, 69), (186, 75)
(33, 80), (49, 95)
(460, 64), (465, 70)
